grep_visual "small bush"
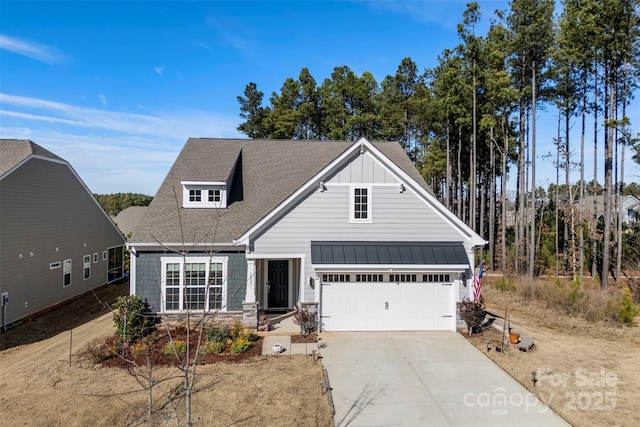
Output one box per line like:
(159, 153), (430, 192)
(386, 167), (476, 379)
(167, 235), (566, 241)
(82, 337), (114, 363)
(230, 337), (252, 354)
(112, 295), (156, 342)
(162, 340), (186, 356)
(457, 297), (486, 335)
(616, 289), (639, 326)
(230, 322), (245, 340)
(201, 340), (226, 355)
(293, 305), (318, 337)
(494, 277), (516, 292)
(206, 326), (230, 343)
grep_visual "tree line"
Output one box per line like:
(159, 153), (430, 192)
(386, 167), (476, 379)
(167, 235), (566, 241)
(94, 193), (153, 216)
(237, 0), (640, 287)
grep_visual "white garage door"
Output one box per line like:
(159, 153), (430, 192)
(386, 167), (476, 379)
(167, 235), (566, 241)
(320, 280), (455, 331)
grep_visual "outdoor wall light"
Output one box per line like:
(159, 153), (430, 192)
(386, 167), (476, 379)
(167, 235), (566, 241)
(531, 371), (538, 387)
(399, 183), (406, 193)
(319, 182), (326, 192)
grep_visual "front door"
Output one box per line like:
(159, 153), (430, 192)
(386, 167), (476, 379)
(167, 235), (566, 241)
(268, 260), (289, 308)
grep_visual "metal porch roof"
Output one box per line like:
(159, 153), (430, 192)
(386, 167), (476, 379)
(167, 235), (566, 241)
(310, 241), (469, 265)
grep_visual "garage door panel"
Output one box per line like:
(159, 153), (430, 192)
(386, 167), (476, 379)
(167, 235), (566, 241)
(321, 281), (455, 331)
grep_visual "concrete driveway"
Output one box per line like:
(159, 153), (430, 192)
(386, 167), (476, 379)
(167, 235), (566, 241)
(320, 331), (570, 427)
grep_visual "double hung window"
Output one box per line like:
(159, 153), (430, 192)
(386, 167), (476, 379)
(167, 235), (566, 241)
(161, 257), (227, 312)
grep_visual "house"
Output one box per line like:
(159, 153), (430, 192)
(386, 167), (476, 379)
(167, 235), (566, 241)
(0, 139), (125, 327)
(128, 138), (485, 332)
(577, 194), (640, 224)
(112, 206), (149, 238)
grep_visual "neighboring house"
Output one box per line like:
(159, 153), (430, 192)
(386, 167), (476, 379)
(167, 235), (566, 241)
(0, 139), (125, 327)
(577, 194), (640, 224)
(112, 206), (149, 238)
(128, 138), (485, 332)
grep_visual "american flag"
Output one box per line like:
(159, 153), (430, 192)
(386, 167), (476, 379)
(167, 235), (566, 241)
(472, 261), (484, 302)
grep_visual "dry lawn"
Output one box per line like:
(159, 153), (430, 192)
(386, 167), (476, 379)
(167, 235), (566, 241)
(465, 277), (640, 427)
(0, 285), (333, 426)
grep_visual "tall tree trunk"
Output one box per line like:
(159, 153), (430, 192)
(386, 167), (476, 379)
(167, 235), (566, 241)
(602, 70), (614, 289)
(529, 63), (536, 278)
(555, 111), (561, 278)
(458, 127), (463, 220)
(446, 123), (452, 211)
(489, 126), (496, 271)
(471, 64), (477, 232)
(516, 101), (526, 274)
(579, 70), (587, 283)
(591, 68), (599, 279)
(501, 115), (508, 274)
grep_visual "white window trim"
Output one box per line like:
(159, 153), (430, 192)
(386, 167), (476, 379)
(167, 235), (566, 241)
(63, 259), (72, 287)
(349, 184), (372, 223)
(160, 256), (228, 313)
(181, 181), (227, 208)
(93, 253), (99, 263)
(83, 254), (91, 280)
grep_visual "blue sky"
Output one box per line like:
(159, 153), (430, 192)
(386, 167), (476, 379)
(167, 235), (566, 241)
(1, 0), (638, 196)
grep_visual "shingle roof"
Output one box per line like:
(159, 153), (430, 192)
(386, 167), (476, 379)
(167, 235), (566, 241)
(0, 139), (64, 176)
(112, 206), (149, 238)
(131, 138), (431, 244)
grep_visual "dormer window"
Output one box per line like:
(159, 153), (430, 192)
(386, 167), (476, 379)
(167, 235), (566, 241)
(182, 181), (227, 208)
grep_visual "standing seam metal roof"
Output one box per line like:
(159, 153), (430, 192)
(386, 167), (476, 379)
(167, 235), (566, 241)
(310, 241), (469, 265)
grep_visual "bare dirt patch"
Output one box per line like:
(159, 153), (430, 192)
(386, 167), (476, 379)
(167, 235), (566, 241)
(464, 281), (640, 427)
(0, 285), (333, 426)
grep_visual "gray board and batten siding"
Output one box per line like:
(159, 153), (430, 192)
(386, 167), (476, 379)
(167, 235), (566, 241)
(252, 150), (476, 302)
(0, 153), (125, 325)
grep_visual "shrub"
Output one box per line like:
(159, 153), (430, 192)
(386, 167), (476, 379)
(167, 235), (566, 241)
(162, 339), (186, 356)
(293, 305), (318, 337)
(112, 295), (156, 342)
(206, 326), (230, 343)
(82, 337), (114, 363)
(230, 337), (252, 354)
(230, 322), (245, 340)
(457, 297), (486, 335)
(494, 277), (516, 292)
(616, 289), (639, 326)
(201, 340), (226, 355)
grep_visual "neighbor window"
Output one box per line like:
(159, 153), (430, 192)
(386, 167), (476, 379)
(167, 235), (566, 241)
(108, 246), (124, 282)
(350, 186), (372, 222)
(83, 255), (91, 280)
(63, 259), (72, 287)
(161, 257), (227, 312)
(93, 253), (99, 263)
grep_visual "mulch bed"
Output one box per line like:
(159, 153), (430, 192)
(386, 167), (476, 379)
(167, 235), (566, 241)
(101, 331), (263, 368)
(290, 332), (317, 344)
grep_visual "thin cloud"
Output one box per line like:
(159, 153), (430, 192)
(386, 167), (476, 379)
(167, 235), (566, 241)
(0, 93), (241, 141)
(0, 35), (67, 64)
(97, 94), (108, 106)
(194, 41), (211, 50)
(153, 66), (165, 76)
(0, 93), (242, 194)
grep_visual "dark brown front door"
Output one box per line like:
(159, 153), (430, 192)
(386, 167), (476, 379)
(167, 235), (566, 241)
(268, 260), (289, 308)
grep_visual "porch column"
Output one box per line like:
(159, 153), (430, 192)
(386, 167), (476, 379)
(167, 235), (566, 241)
(244, 259), (256, 303)
(242, 259), (258, 329)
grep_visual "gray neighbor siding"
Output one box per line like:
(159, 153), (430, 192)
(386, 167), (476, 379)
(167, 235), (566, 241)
(0, 158), (125, 325)
(135, 251), (247, 313)
(253, 152), (474, 303)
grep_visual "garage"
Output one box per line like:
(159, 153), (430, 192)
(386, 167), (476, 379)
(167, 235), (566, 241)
(311, 241), (470, 332)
